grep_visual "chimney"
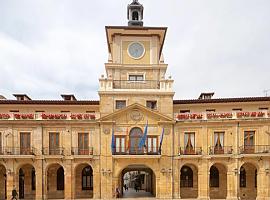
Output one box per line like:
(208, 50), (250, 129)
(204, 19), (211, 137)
(198, 92), (215, 100)
(13, 94), (32, 101)
(61, 94), (77, 101)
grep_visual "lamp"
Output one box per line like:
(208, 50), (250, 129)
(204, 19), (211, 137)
(265, 168), (270, 175)
(234, 168), (238, 175)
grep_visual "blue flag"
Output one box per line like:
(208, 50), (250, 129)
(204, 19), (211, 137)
(139, 121), (148, 148)
(111, 128), (115, 154)
(159, 128), (165, 154)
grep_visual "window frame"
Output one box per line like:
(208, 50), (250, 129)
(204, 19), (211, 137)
(78, 132), (89, 155)
(115, 100), (126, 109)
(146, 100), (157, 110)
(180, 166), (193, 187)
(82, 166), (93, 190)
(115, 136), (126, 154)
(147, 136), (158, 154)
(57, 167), (64, 191)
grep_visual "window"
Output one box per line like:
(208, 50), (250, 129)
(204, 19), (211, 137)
(240, 167), (246, 187)
(214, 132), (224, 154)
(57, 167), (64, 190)
(180, 110), (190, 113)
(147, 136), (158, 154)
(255, 169), (257, 188)
(210, 166), (219, 187)
(82, 166), (93, 190)
(32, 168), (36, 190)
(49, 132), (60, 155)
(78, 133), (89, 155)
(20, 132), (31, 155)
(180, 166), (193, 187)
(259, 107), (268, 110)
(146, 101), (157, 110)
(184, 132), (195, 154)
(9, 110), (19, 112)
(244, 131), (255, 153)
(232, 108), (242, 111)
(115, 100), (126, 109)
(128, 75), (144, 81)
(61, 111), (70, 113)
(132, 11), (139, 20)
(115, 136), (126, 154)
(206, 109), (216, 112)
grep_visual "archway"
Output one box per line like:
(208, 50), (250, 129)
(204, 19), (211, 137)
(209, 163), (227, 199)
(47, 164), (65, 199)
(75, 164), (93, 199)
(120, 164), (156, 198)
(0, 164), (6, 199)
(129, 127), (143, 154)
(180, 164), (198, 199)
(18, 164), (36, 199)
(239, 163), (257, 199)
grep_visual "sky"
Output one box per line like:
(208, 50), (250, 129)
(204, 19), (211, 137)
(0, 0), (270, 100)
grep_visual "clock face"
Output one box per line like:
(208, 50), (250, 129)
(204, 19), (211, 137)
(128, 42), (145, 59)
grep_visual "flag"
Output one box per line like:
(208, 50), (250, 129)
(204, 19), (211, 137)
(111, 128), (115, 154)
(125, 127), (129, 151)
(138, 121), (148, 148)
(158, 128), (165, 154)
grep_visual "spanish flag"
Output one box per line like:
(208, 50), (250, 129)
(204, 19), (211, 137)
(125, 127), (129, 151)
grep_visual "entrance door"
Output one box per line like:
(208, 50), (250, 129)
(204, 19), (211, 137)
(78, 133), (89, 155)
(20, 132), (31, 155)
(244, 131), (255, 153)
(19, 169), (24, 199)
(129, 127), (143, 154)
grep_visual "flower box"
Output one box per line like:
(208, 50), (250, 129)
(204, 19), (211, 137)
(14, 113), (34, 120)
(41, 113), (67, 120)
(0, 113), (11, 119)
(70, 114), (96, 120)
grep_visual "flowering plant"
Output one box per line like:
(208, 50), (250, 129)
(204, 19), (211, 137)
(207, 112), (232, 119)
(14, 113), (34, 120)
(177, 113), (203, 120)
(70, 113), (95, 120)
(41, 113), (67, 120)
(0, 113), (11, 119)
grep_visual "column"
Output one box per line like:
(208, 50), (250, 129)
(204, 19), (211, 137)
(257, 168), (268, 200)
(6, 170), (14, 200)
(64, 160), (72, 199)
(35, 162), (43, 200)
(173, 163), (180, 198)
(226, 169), (238, 200)
(198, 161), (209, 200)
(93, 168), (101, 199)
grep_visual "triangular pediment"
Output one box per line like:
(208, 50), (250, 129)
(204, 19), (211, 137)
(99, 103), (175, 125)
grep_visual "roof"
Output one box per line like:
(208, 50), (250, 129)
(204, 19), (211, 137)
(0, 100), (99, 105)
(173, 96), (270, 104)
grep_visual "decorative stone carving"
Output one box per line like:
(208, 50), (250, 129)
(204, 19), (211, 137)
(103, 128), (110, 135)
(130, 110), (144, 122)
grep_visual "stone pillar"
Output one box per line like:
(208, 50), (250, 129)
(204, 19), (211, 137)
(64, 160), (72, 199)
(226, 169), (238, 200)
(35, 162), (43, 200)
(6, 170), (14, 200)
(198, 161), (209, 200)
(257, 169), (268, 200)
(93, 169), (101, 199)
(173, 161), (180, 198)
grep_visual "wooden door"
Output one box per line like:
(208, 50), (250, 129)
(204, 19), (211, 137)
(20, 132), (31, 155)
(244, 131), (255, 153)
(129, 127), (143, 154)
(78, 133), (89, 155)
(49, 132), (59, 155)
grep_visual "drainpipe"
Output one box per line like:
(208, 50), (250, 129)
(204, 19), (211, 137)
(41, 125), (44, 200)
(171, 123), (174, 199)
(236, 122), (240, 199)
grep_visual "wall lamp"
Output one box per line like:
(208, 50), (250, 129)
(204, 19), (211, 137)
(161, 168), (172, 175)
(234, 168), (238, 175)
(265, 168), (270, 175)
(101, 168), (112, 176)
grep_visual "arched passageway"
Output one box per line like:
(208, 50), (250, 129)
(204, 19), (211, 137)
(239, 163), (257, 199)
(209, 163), (227, 199)
(46, 164), (64, 199)
(75, 164), (93, 199)
(0, 164), (6, 199)
(180, 164), (198, 199)
(120, 165), (156, 198)
(18, 164), (36, 199)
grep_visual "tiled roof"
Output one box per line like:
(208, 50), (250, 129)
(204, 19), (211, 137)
(0, 100), (99, 105)
(173, 97), (270, 104)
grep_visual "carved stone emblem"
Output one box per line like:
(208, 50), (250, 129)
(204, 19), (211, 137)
(103, 128), (110, 135)
(130, 110), (144, 122)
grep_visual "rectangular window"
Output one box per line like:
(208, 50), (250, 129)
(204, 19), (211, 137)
(232, 108), (242, 111)
(78, 133), (89, 155)
(116, 100), (126, 109)
(20, 132), (31, 155)
(147, 136), (158, 154)
(115, 136), (126, 154)
(206, 109), (216, 112)
(49, 132), (60, 155)
(146, 101), (157, 110)
(184, 132), (195, 154)
(259, 107), (268, 110)
(180, 110), (190, 113)
(214, 132), (224, 154)
(244, 131), (255, 153)
(128, 75), (144, 81)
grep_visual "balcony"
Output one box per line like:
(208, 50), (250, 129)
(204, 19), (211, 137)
(0, 147), (35, 156)
(43, 147), (65, 156)
(71, 147), (93, 156)
(113, 80), (160, 89)
(239, 145), (270, 154)
(209, 146), (233, 155)
(179, 147), (202, 155)
(112, 147), (160, 156)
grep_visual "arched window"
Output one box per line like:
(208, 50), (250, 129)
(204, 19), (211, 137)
(31, 168), (36, 190)
(180, 166), (193, 187)
(82, 166), (93, 190)
(210, 166), (219, 187)
(57, 167), (64, 190)
(240, 166), (246, 187)
(255, 169), (257, 188)
(132, 11), (139, 20)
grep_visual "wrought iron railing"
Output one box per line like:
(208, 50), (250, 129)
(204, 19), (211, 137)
(113, 80), (160, 89)
(239, 145), (270, 154)
(112, 147), (160, 155)
(43, 147), (65, 155)
(179, 147), (202, 155)
(71, 147), (93, 155)
(209, 146), (233, 155)
(0, 147), (35, 155)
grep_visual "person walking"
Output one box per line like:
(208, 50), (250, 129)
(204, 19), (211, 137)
(11, 186), (18, 200)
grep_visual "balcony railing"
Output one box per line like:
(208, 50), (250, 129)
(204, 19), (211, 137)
(43, 147), (65, 155)
(209, 146), (233, 155)
(71, 147), (93, 155)
(179, 147), (202, 155)
(113, 80), (160, 89)
(0, 147), (35, 155)
(239, 145), (270, 154)
(112, 147), (160, 155)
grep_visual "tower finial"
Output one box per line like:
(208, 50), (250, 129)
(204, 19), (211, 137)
(127, 0), (144, 26)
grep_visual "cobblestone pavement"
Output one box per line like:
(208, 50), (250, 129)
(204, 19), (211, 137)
(122, 188), (154, 198)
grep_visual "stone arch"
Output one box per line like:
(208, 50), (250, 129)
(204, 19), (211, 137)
(209, 163), (227, 199)
(74, 163), (93, 199)
(239, 162), (257, 199)
(0, 164), (6, 200)
(180, 163), (198, 199)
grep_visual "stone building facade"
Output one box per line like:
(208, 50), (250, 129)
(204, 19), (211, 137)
(0, 0), (270, 199)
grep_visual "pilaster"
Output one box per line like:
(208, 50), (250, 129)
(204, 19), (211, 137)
(64, 160), (72, 199)
(198, 161), (209, 200)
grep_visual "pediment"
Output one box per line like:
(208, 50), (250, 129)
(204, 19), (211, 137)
(99, 103), (175, 125)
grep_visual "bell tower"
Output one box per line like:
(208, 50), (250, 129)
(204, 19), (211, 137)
(127, 0), (144, 26)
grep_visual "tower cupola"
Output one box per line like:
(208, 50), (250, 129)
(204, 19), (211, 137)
(127, 0), (144, 26)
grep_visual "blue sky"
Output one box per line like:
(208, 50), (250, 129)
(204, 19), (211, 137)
(0, 0), (270, 100)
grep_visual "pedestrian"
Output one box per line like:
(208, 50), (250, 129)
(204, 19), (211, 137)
(116, 187), (120, 198)
(11, 186), (18, 200)
(124, 184), (127, 191)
